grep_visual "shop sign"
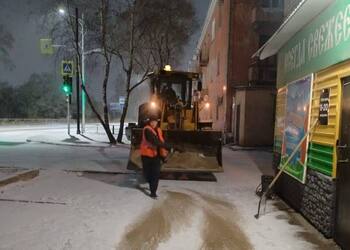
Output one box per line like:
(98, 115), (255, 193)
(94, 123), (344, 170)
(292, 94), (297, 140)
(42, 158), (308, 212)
(277, 0), (350, 86)
(319, 89), (330, 125)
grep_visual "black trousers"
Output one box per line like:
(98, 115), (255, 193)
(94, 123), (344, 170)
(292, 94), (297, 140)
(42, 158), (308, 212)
(141, 156), (161, 195)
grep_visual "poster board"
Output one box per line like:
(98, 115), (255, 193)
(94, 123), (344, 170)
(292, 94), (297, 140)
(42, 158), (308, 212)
(279, 75), (313, 183)
(274, 87), (287, 153)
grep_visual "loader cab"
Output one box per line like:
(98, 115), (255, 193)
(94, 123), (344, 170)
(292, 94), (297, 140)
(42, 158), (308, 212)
(150, 70), (200, 108)
(149, 70), (200, 131)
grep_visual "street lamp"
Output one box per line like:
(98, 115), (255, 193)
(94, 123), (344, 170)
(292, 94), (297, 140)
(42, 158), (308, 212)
(58, 7), (85, 134)
(58, 8), (66, 15)
(58, 8), (103, 134)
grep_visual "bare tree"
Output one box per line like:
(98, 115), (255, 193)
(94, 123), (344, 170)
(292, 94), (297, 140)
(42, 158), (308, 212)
(34, 0), (197, 144)
(110, 0), (197, 143)
(144, 0), (198, 69)
(80, 0), (117, 144)
(36, 0), (118, 144)
(0, 24), (14, 69)
(108, 0), (154, 143)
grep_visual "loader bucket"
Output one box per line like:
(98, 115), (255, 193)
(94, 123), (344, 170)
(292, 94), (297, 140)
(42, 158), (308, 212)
(127, 129), (223, 172)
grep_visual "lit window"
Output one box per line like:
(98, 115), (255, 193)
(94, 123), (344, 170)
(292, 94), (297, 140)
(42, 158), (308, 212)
(211, 19), (216, 41)
(217, 55), (220, 76)
(218, 2), (222, 28)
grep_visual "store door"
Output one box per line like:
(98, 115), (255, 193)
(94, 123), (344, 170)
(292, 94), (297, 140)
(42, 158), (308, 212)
(335, 76), (350, 248)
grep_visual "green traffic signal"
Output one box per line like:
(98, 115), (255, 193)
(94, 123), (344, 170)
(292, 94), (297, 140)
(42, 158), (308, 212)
(62, 84), (70, 93)
(62, 76), (72, 95)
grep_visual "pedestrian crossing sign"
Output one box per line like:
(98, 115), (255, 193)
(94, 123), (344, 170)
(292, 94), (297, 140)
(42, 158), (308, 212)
(61, 60), (74, 77)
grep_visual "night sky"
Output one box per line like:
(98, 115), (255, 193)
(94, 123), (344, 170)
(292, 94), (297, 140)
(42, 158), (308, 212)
(0, 0), (211, 87)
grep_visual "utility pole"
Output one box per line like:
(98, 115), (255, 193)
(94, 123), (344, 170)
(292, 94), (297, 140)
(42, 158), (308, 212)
(81, 13), (86, 134)
(57, 7), (97, 134)
(75, 7), (81, 134)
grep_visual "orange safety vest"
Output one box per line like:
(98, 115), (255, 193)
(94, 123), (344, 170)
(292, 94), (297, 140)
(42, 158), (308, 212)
(140, 125), (168, 158)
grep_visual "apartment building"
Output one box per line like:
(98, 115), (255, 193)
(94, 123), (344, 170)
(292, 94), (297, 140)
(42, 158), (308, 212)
(195, 0), (283, 146)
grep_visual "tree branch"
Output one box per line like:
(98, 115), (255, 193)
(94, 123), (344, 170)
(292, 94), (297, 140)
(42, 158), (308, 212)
(129, 75), (149, 93)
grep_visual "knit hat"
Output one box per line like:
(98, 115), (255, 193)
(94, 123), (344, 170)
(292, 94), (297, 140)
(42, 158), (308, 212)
(148, 113), (160, 122)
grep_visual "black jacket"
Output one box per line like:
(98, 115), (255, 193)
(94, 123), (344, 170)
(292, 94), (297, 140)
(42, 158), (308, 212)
(144, 127), (172, 151)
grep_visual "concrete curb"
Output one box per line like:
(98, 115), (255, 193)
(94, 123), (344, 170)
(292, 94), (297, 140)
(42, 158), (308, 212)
(0, 169), (40, 187)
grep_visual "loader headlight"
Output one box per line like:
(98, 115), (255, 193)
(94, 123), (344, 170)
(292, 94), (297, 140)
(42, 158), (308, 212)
(150, 101), (157, 109)
(164, 65), (172, 71)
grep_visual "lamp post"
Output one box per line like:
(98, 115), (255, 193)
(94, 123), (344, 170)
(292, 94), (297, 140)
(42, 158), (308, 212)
(81, 12), (86, 134)
(75, 7), (81, 134)
(58, 8), (103, 134)
(59, 7), (84, 134)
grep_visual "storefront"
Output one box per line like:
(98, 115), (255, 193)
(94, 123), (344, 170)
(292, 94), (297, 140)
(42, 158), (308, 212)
(256, 0), (350, 246)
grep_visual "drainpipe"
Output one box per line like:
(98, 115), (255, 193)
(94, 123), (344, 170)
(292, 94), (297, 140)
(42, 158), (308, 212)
(225, 0), (235, 135)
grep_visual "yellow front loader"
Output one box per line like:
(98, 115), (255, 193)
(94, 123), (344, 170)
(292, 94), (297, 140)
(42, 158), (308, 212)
(127, 69), (223, 173)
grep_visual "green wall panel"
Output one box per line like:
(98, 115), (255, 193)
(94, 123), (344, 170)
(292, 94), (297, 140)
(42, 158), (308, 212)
(307, 142), (333, 176)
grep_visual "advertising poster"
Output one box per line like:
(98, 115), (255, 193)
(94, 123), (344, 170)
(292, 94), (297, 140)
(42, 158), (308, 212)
(280, 75), (312, 183)
(273, 87), (287, 153)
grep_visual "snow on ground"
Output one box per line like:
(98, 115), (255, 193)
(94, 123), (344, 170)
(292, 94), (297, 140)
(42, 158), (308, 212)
(0, 170), (153, 250)
(0, 123), (128, 144)
(0, 146), (339, 250)
(0, 124), (130, 172)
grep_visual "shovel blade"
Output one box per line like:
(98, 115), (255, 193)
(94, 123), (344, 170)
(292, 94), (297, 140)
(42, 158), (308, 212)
(127, 129), (223, 173)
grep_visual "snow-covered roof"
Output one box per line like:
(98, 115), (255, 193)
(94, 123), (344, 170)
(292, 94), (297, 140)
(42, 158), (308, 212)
(254, 0), (335, 60)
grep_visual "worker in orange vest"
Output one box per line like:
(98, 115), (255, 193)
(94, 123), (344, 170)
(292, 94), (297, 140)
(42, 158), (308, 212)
(140, 114), (172, 198)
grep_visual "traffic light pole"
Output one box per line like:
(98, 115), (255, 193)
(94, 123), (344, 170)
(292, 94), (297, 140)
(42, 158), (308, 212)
(67, 95), (71, 135)
(75, 7), (81, 134)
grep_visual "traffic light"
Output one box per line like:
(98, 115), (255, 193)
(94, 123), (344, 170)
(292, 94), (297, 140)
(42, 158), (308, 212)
(62, 76), (73, 95)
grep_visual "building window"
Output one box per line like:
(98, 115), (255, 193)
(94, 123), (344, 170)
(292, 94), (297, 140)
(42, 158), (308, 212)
(211, 19), (216, 41)
(261, 0), (270, 8)
(268, 69), (276, 80)
(218, 2), (222, 28)
(261, 0), (282, 8)
(217, 54), (220, 76)
(216, 103), (219, 120)
(272, 0), (281, 8)
(259, 35), (270, 47)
